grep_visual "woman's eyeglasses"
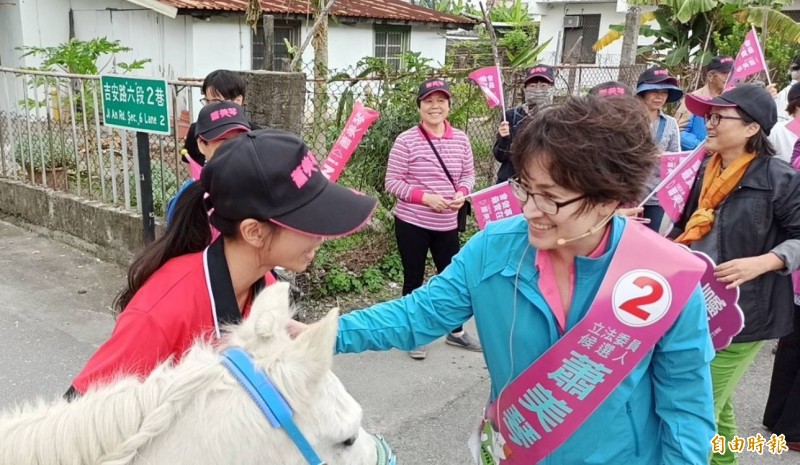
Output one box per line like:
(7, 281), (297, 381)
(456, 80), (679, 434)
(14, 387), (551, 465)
(508, 177), (585, 215)
(705, 113), (743, 127)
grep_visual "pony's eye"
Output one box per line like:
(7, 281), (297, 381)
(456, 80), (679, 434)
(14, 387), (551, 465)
(341, 434), (358, 447)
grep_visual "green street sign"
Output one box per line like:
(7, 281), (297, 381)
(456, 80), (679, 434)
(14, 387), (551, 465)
(100, 75), (171, 135)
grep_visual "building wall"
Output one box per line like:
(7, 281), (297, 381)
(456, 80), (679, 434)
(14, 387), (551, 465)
(535, 1), (656, 67)
(0, 0), (71, 68)
(190, 16), (249, 79)
(410, 27), (448, 67)
(71, 1), (190, 79)
(0, 2), (25, 69)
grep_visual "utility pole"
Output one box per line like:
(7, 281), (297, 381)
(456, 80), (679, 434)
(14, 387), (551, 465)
(618, 5), (642, 87)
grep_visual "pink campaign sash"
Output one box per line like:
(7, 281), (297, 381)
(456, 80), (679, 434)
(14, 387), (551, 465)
(477, 221), (706, 464)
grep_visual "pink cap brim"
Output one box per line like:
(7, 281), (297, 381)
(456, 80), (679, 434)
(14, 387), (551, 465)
(684, 93), (736, 117)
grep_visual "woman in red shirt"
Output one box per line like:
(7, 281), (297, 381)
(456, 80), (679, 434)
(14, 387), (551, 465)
(67, 130), (377, 397)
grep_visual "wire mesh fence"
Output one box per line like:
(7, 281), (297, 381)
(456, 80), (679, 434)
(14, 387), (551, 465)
(0, 62), (641, 220)
(0, 67), (201, 216)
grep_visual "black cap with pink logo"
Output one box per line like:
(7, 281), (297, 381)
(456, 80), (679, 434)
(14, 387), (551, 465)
(524, 65), (555, 85)
(195, 101), (251, 142)
(201, 129), (378, 237)
(417, 78), (452, 103)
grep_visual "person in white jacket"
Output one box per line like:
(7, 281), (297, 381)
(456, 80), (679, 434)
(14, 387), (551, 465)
(775, 54), (800, 124)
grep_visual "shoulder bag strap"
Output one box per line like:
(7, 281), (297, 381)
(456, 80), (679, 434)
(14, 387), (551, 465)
(419, 124), (456, 189)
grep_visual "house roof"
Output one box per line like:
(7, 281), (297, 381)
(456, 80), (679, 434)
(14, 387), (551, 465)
(162, 0), (475, 26)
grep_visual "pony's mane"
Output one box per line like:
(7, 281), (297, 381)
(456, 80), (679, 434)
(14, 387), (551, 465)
(0, 283), (333, 465)
(0, 342), (238, 465)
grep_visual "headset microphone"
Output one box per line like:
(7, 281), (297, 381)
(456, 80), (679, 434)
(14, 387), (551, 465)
(556, 211), (616, 246)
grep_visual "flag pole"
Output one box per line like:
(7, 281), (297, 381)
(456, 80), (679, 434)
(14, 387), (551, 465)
(637, 143), (706, 207)
(753, 24), (772, 86)
(480, 1), (507, 121)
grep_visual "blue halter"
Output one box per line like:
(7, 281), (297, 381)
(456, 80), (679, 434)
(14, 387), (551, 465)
(221, 347), (326, 465)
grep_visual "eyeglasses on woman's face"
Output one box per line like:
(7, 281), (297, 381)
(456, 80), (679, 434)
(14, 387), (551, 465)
(704, 112), (744, 127)
(508, 177), (585, 215)
(199, 97), (224, 106)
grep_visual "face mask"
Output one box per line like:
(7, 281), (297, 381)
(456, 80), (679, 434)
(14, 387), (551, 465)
(791, 69), (800, 82)
(524, 87), (555, 109)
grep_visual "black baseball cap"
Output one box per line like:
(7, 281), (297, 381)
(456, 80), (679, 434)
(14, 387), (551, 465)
(791, 54), (800, 71)
(588, 81), (634, 98)
(524, 65), (555, 85)
(685, 83), (778, 135)
(196, 101), (250, 142)
(706, 55), (734, 73)
(636, 66), (683, 103)
(417, 78), (452, 102)
(201, 129), (378, 237)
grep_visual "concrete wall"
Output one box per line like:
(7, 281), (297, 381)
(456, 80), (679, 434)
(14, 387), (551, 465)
(0, 179), (153, 264)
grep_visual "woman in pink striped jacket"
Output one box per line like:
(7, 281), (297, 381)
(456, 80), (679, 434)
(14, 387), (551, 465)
(385, 78), (481, 360)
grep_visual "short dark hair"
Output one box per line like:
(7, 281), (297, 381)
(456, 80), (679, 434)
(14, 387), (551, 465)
(202, 70), (246, 100)
(511, 95), (657, 212)
(735, 107), (776, 157)
(787, 98), (800, 117)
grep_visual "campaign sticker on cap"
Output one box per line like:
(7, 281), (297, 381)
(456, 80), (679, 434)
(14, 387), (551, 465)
(612, 270), (673, 327)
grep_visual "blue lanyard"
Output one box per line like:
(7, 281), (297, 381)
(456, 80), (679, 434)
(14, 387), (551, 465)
(221, 347), (326, 465)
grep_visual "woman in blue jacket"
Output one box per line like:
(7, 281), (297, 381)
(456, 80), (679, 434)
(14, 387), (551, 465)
(329, 96), (715, 464)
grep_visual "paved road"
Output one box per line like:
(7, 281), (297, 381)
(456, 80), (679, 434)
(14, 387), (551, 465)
(0, 219), (796, 464)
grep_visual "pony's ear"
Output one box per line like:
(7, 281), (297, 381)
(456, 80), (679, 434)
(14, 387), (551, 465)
(288, 306), (339, 386)
(251, 282), (293, 341)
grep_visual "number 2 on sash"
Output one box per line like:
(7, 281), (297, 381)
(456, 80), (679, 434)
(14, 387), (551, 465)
(618, 276), (664, 321)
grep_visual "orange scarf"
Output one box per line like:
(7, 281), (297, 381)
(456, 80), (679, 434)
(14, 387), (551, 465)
(675, 152), (756, 245)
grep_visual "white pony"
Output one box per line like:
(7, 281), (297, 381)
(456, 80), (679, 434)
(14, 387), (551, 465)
(0, 282), (392, 465)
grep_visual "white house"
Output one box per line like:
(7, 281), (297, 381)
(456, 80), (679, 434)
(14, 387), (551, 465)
(528, 1), (647, 66)
(0, 0), (474, 79)
(529, 0), (800, 68)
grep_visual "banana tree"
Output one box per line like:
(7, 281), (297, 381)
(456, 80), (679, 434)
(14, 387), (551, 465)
(596, 0), (800, 76)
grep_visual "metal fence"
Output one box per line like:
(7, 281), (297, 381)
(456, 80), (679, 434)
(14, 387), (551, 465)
(297, 62), (644, 189)
(0, 67), (201, 216)
(0, 63), (641, 219)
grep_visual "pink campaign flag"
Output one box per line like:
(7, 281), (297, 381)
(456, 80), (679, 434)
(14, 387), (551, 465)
(470, 182), (522, 230)
(725, 27), (768, 90)
(469, 66), (505, 109)
(786, 116), (800, 138)
(320, 101), (379, 183)
(656, 148), (706, 223)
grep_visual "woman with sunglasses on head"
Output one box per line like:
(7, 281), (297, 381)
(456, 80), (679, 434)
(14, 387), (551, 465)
(305, 95), (716, 463)
(66, 130), (377, 398)
(668, 83), (800, 465)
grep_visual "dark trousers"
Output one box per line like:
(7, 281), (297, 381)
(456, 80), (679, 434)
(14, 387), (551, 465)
(394, 217), (463, 333)
(763, 308), (800, 442)
(642, 205), (665, 233)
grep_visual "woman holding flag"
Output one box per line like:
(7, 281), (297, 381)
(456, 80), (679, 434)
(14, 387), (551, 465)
(669, 83), (800, 465)
(309, 95), (716, 463)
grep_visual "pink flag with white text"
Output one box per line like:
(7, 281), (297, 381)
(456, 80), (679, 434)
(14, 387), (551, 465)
(726, 28), (768, 90)
(657, 149), (706, 222)
(469, 66), (505, 109)
(320, 101), (379, 183)
(471, 182), (522, 230)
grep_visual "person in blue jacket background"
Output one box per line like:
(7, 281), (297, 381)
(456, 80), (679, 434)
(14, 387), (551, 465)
(329, 95), (715, 464)
(682, 113), (707, 150)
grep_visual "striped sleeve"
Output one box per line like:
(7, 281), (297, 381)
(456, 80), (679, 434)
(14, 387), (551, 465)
(456, 131), (476, 194)
(385, 135), (424, 203)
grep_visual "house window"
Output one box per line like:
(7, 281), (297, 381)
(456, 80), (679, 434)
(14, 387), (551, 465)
(374, 26), (410, 70)
(252, 19), (300, 70)
(561, 14), (601, 64)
